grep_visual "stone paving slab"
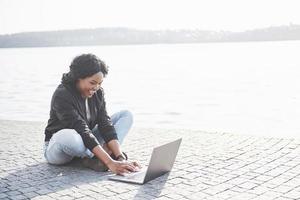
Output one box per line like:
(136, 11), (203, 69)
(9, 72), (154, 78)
(1, 120), (300, 199)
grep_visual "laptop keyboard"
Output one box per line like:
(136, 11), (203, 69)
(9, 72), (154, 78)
(123, 169), (146, 179)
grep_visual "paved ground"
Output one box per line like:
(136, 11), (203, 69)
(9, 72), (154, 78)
(1, 120), (300, 200)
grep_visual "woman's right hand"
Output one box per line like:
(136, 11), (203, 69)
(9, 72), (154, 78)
(107, 160), (139, 176)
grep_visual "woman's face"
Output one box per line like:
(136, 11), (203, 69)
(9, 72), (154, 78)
(76, 72), (104, 98)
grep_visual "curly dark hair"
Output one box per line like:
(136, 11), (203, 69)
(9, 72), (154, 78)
(70, 53), (109, 78)
(61, 53), (109, 85)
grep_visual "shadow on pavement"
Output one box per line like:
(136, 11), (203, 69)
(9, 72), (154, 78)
(1, 157), (112, 198)
(133, 172), (171, 199)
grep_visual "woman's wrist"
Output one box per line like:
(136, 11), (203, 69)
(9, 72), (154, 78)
(105, 158), (115, 168)
(92, 145), (115, 166)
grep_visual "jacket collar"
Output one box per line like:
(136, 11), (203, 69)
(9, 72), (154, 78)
(63, 82), (86, 102)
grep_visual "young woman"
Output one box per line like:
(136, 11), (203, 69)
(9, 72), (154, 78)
(43, 53), (140, 175)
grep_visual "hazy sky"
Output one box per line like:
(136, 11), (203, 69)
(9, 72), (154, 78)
(0, 0), (300, 34)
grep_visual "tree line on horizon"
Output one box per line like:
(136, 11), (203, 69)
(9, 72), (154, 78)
(0, 25), (300, 48)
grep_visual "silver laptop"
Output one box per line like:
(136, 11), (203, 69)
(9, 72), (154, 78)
(108, 138), (182, 184)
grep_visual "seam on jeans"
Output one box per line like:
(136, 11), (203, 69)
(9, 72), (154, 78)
(43, 143), (49, 160)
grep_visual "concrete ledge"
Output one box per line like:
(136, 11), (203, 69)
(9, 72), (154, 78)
(1, 120), (300, 199)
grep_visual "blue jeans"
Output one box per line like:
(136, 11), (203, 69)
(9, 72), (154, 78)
(43, 110), (133, 165)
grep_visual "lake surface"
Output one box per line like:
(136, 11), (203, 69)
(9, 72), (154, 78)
(1, 41), (300, 138)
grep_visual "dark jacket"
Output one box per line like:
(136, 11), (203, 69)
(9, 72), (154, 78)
(44, 77), (118, 152)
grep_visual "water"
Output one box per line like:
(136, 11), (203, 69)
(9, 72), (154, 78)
(1, 41), (300, 138)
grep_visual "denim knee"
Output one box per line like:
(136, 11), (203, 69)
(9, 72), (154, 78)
(53, 129), (87, 157)
(114, 109), (134, 144)
(121, 109), (133, 124)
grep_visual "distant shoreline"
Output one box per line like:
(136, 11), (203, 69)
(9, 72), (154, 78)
(0, 38), (300, 49)
(1, 25), (300, 48)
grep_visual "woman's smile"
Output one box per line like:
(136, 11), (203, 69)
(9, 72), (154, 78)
(77, 71), (104, 98)
(87, 89), (96, 96)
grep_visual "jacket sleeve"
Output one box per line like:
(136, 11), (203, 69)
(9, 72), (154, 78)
(97, 88), (118, 143)
(53, 91), (100, 152)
